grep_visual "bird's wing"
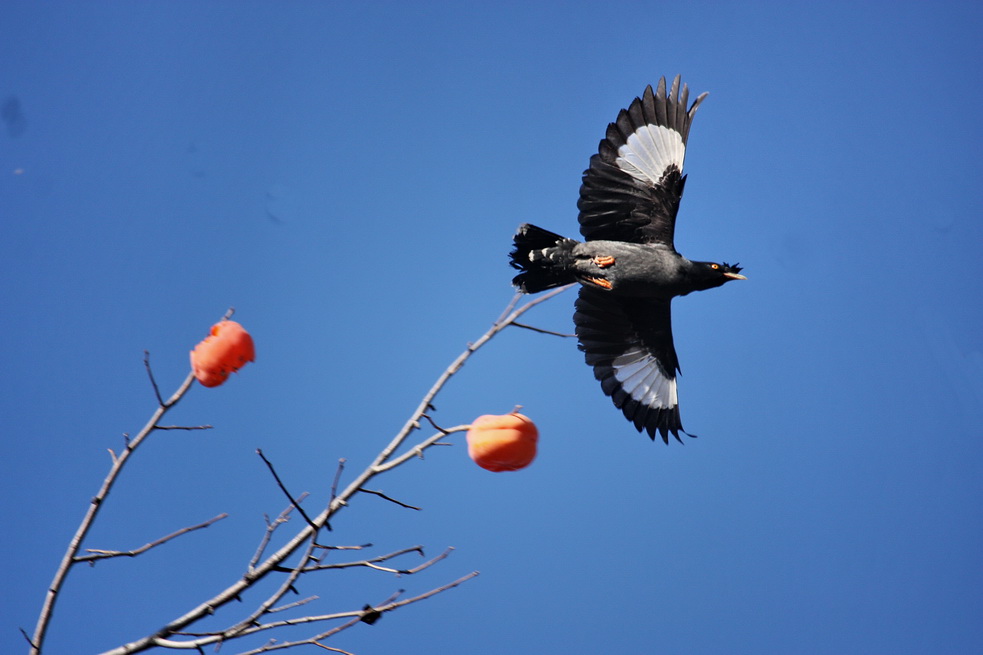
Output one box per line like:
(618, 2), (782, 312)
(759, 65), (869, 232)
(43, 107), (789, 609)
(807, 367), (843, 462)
(578, 75), (707, 247)
(574, 287), (688, 443)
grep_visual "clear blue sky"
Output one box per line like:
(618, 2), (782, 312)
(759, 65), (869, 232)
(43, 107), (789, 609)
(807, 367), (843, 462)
(2, 2), (982, 654)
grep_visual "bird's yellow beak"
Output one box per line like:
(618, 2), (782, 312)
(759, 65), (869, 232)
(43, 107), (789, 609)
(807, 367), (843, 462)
(724, 272), (747, 280)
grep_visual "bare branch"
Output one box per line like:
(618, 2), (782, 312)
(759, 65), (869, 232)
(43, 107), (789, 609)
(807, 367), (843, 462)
(223, 522), (325, 642)
(66, 291), (562, 655)
(77, 514), (228, 562)
(303, 545), (423, 572)
(329, 458), (346, 506)
(143, 350), (164, 407)
(378, 571), (479, 612)
(250, 494), (310, 571)
(30, 370), (198, 655)
(312, 644), (355, 655)
(304, 546), (454, 576)
(419, 414), (451, 434)
(219, 571), (481, 654)
(19, 627), (36, 649)
(154, 424), (213, 431)
(509, 321), (576, 338)
(316, 543), (372, 551)
(256, 448), (318, 531)
(269, 596), (318, 614)
(358, 488), (421, 511)
(372, 426), (468, 474)
(372, 287), (572, 474)
(493, 292), (523, 325)
(374, 588), (404, 606)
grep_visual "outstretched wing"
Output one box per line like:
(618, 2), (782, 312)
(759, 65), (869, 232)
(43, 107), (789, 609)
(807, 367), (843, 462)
(578, 75), (707, 247)
(573, 287), (689, 443)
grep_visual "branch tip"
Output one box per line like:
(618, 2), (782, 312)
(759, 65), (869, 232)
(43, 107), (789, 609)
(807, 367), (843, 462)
(420, 413), (451, 434)
(359, 488), (421, 511)
(143, 350), (165, 406)
(509, 320), (576, 338)
(19, 627), (36, 649)
(256, 449), (319, 531)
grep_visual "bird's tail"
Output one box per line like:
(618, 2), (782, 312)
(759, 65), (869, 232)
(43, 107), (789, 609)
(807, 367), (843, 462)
(509, 223), (580, 293)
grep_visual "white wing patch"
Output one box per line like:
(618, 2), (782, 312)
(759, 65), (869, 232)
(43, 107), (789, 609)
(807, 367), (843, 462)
(612, 346), (678, 409)
(615, 124), (685, 186)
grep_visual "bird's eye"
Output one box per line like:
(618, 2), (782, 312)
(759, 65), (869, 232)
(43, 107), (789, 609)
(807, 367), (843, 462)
(711, 264), (719, 270)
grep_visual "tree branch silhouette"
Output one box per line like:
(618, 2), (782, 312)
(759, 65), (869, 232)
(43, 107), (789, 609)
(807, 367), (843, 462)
(28, 368), (200, 654)
(76, 513), (228, 562)
(28, 287), (571, 654)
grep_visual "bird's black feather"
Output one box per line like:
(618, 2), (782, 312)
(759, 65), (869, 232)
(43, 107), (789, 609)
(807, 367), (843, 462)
(578, 76), (707, 247)
(507, 75), (742, 444)
(574, 288), (684, 443)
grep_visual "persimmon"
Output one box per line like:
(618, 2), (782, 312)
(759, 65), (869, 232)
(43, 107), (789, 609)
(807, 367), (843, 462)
(466, 413), (538, 472)
(190, 320), (255, 387)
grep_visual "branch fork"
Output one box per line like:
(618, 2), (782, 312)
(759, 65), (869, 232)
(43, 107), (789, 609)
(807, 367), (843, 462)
(28, 289), (570, 654)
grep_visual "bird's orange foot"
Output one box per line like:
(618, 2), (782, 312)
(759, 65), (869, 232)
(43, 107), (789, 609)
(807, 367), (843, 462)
(586, 276), (613, 289)
(593, 255), (616, 268)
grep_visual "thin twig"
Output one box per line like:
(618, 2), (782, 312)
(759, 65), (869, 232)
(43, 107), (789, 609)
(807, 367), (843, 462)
(250, 494), (310, 571)
(256, 449), (318, 530)
(269, 596), (319, 614)
(316, 543), (372, 551)
(383, 572), (477, 609)
(329, 459), (346, 506)
(493, 292), (523, 325)
(509, 321), (576, 337)
(18, 628), (35, 649)
(312, 644), (355, 655)
(143, 351), (164, 407)
(154, 424), (213, 431)
(376, 287), (572, 473)
(419, 414), (451, 434)
(222, 572), (481, 654)
(302, 545), (424, 572)
(305, 546), (453, 576)
(375, 588), (404, 606)
(358, 489), (421, 511)
(77, 514), (228, 562)
(224, 521), (325, 641)
(372, 427), (468, 474)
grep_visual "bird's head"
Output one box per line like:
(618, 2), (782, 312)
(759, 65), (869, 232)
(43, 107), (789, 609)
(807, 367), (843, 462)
(689, 261), (747, 291)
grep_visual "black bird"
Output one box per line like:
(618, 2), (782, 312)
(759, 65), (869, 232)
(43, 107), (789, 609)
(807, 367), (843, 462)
(509, 76), (745, 443)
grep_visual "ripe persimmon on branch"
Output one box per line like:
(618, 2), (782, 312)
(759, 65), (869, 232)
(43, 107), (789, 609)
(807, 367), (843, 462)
(25, 286), (571, 655)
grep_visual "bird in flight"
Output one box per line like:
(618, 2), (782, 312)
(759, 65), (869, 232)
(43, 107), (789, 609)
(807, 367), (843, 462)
(509, 76), (745, 443)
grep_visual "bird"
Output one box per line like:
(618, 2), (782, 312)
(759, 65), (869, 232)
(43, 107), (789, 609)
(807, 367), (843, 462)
(509, 75), (745, 444)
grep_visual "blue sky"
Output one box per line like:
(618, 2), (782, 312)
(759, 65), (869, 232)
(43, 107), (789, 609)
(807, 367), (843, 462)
(2, 2), (982, 654)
